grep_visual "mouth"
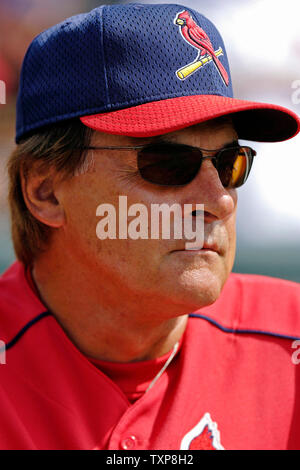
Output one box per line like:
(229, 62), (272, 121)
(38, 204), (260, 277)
(171, 242), (220, 254)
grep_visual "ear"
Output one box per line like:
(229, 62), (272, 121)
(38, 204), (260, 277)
(21, 166), (66, 228)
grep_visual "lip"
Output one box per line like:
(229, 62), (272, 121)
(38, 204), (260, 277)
(201, 243), (220, 253)
(172, 243), (220, 254)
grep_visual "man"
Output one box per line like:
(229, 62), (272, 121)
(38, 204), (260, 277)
(0, 3), (300, 450)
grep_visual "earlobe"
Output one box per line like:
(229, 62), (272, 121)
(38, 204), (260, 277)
(21, 168), (66, 228)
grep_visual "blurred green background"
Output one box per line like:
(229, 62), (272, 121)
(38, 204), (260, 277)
(0, 0), (299, 281)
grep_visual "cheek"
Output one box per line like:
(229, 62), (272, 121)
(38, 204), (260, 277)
(57, 175), (161, 281)
(225, 193), (237, 272)
(227, 214), (237, 255)
(58, 174), (118, 254)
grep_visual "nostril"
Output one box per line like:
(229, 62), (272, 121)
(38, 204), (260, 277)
(192, 209), (203, 217)
(192, 209), (211, 218)
(192, 209), (218, 223)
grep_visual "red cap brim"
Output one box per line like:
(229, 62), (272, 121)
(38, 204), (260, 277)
(80, 95), (300, 142)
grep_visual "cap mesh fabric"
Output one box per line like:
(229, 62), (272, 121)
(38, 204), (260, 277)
(103, 3), (232, 107)
(17, 8), (108, 139)
(15, 2), (299, 143)
(80, 95), (300, 142)
(16, 3), (232, 141)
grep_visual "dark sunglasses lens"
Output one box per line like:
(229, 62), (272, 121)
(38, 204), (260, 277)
(216, 147), (254, 188)
(137, 144), (201, 186)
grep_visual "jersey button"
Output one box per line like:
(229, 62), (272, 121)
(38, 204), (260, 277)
(120, 436), (137, 450)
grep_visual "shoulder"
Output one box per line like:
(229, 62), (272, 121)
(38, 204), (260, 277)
(191, 272), (300, 340)
(228, 272), (300, 314)
(224, 272), (300, 311)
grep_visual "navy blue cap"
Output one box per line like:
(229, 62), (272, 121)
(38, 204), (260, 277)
(16, 3), (300, 143)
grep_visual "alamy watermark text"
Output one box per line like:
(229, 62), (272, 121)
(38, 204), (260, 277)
(96, 197), (205, 250)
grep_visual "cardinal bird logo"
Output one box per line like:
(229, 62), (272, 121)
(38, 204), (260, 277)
(174, 10), (229, 86)
(180, 413), (225, 450)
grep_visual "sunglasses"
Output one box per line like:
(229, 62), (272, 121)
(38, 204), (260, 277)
(84, 142), (256, 188)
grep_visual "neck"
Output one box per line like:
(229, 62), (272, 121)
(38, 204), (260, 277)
(31, 249), (188, 363)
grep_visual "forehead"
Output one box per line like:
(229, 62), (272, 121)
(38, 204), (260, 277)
(89, 116), (237, 148)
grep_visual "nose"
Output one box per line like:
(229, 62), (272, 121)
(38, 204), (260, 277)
(184, 159), (237, 222)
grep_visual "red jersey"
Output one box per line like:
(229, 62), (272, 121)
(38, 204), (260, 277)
(0, 261), (300, 450)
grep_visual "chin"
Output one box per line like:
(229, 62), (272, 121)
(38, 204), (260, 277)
(162, 268), (228, 313)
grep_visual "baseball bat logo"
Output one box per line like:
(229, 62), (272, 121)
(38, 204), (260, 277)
(174, 10), (229, 86)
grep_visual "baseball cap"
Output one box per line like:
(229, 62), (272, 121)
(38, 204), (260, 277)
(16, 2), (300, 143)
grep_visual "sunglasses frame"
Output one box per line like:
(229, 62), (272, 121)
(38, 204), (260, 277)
(81, 142), (256, 188)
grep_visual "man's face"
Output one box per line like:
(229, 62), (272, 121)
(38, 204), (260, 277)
(55, 118), (238, 318)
